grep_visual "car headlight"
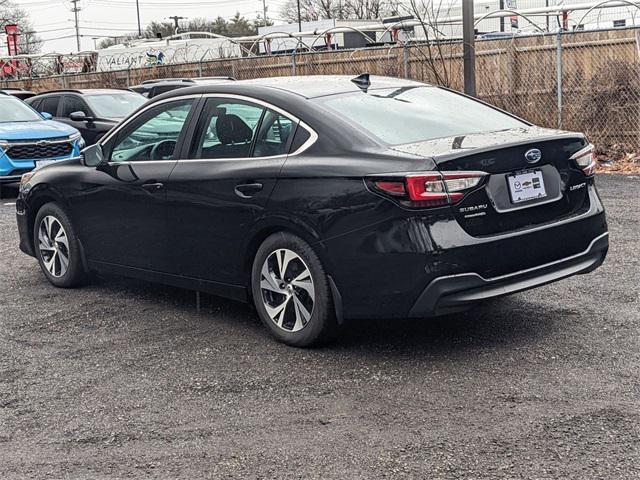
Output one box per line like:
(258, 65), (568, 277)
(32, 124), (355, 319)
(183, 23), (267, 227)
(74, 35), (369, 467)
(70, 132), (85, 148)
(20, 171), (35, 188)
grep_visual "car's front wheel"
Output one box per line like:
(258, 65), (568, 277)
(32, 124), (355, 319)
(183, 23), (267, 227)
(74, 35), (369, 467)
(34, 202), (87, 288)
(251, 232), (337, 347)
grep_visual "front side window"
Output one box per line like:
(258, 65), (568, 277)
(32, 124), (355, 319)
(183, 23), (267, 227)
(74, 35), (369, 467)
(110, 99), (193, 162)
(315, 86), (526, 145)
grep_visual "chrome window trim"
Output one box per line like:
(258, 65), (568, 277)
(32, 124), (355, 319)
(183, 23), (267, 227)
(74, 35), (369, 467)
(99, 92), (318, 164)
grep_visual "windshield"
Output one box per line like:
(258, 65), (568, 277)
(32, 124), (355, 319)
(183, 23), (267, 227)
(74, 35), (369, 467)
(85, 92), (147, 119)
(0, 96), (43, 123)
(315, 86), (526, 145)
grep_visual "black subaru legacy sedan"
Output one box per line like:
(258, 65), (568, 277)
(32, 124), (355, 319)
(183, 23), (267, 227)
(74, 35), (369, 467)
(15, 75), (608, 347)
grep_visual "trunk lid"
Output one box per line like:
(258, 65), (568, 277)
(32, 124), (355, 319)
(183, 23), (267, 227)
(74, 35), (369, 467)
(392, 127), (592, 237)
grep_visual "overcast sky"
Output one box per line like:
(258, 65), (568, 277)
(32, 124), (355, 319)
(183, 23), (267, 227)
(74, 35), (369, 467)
(20, 0), (287, 53)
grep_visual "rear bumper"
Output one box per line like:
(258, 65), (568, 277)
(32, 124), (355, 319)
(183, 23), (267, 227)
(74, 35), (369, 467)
(325, 184), (607, 319)
(408, 232), (608, 317)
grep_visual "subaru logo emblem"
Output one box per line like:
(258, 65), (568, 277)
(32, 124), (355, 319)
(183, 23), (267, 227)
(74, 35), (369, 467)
(525, 148), (542, 164)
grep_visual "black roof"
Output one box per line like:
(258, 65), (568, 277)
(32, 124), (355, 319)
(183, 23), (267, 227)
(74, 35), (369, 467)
(233, 75), (428, 99)
(150, 75), (430, 105)
(139, 76), (235, 86)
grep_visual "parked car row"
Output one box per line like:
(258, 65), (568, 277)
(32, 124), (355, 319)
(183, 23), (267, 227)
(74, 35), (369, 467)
(0, 80), (189, 196)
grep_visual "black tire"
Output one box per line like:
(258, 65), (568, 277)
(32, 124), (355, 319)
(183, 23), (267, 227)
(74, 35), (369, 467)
(33, 202), (87, 288)
(251, 232), (338, 347)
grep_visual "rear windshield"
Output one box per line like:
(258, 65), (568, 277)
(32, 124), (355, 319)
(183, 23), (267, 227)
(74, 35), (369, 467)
(85, 92), (147, 119)
(0, 96), (43, 123)
(315, 86), (526, 145)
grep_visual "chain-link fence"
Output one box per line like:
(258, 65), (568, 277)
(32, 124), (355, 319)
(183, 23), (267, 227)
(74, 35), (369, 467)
(473, 27), (640, 153)
(5, 27), (640, 152)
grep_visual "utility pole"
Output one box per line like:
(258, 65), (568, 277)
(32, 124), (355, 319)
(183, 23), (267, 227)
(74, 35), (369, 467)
(297, 0), (301, 32)
(462, 0), (476, 97)
(545, 0), (550, 31)
(168, 15), (185, 34)
(262, 0), (268, 26)
(499, 0), (504, 32)
(136, 0), (142, 36)
(71, 0), (81, 51)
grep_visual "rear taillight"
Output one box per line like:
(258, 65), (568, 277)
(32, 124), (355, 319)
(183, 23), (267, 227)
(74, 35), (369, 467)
(373, 171), (487, 208)
(570, 144), (596, 176)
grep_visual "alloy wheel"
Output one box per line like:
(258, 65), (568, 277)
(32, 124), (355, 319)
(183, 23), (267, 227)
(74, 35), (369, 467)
(38, 215), (70, 278)
(260, 248), (315, 332)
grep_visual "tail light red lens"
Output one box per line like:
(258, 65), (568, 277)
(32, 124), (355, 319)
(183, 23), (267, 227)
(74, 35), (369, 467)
(570, 144), (596, 176)
(374, 171), (487, 207)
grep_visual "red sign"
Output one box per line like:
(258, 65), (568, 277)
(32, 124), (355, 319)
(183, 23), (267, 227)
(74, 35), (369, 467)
(5, 24), (19, 56)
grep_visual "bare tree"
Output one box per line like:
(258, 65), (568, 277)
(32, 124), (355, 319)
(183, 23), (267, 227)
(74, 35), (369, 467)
(279, 0), (337, 22)
(280, 0), (393, 22)
(0, 1), (42, 54)
(343, 0), (392, 19)
(397, 0), (454, 87)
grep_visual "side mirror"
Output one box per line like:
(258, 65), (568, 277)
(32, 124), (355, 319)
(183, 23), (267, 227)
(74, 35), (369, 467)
(82, 143), (105, 167)
(70, 111), (94, 122)
(40, 112), (53, 120)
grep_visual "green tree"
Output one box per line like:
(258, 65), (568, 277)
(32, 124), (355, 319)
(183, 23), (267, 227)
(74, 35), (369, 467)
(96, 13), (262, 50)
(227, 12), (258, 37)
(211, 16), (230, 36)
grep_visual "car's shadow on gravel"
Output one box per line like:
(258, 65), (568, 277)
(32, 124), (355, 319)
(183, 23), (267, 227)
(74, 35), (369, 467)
(333, 298), (562, 353)
(89, 273), (562, 355)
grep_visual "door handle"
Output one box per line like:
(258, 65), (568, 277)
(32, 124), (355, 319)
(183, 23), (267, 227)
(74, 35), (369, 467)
(234, 182), (263, 199)
(141, 182), (164, 193)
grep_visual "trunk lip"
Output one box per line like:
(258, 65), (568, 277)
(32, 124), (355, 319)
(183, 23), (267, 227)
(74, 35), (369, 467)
(390, 128), (586, 164)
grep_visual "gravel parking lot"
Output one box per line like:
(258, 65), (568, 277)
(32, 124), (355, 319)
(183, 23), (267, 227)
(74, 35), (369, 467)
(0, 175), (639, 479)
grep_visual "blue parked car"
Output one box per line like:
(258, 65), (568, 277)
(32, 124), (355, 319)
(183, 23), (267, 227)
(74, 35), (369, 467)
(0, 93), (83, 197)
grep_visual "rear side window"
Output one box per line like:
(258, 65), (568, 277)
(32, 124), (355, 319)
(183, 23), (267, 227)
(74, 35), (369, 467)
(315, 86), (526, 145)
(61, 96), (89, 117)
(40, 96), (60, 116)
(190, 98), (297, 159)
(253, 110), (294, 157)
(29, 98), (42, 110)
(190, 98), (265, 159)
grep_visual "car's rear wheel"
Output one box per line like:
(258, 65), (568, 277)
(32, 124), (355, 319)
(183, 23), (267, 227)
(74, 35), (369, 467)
(251, 232), (337, 347)
(34, 202), (87, 288)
